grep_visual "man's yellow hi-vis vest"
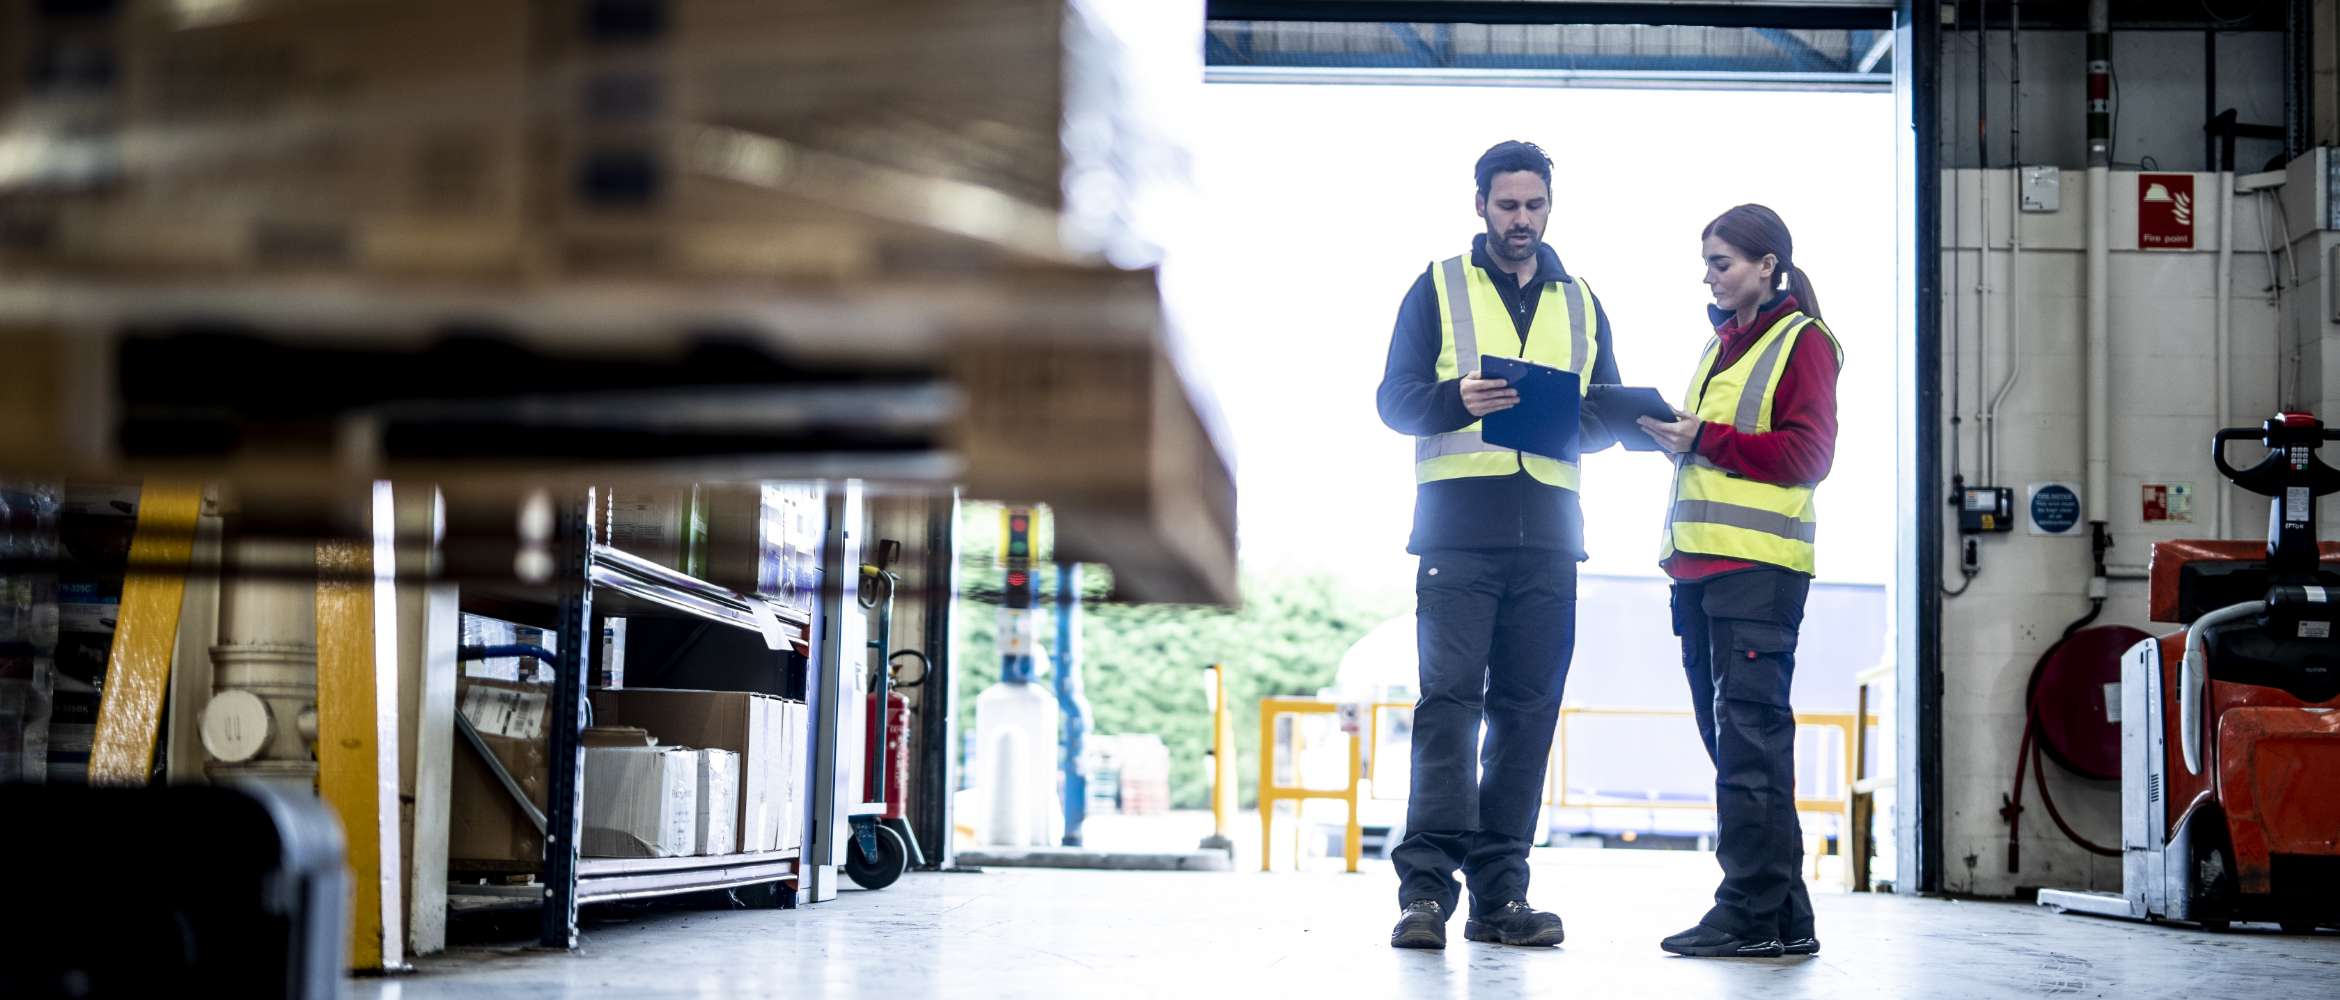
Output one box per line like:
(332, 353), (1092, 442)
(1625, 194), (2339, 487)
(1415, 254), (1602, 491)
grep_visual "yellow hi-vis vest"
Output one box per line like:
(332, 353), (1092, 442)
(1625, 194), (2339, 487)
(1415, 254), (1601, 491)
(1660, 310), (1842, 574)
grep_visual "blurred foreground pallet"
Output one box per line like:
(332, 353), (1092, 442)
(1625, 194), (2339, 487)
(0, 274), (1234, 605)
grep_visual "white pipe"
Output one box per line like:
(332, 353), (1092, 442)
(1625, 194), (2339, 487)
(1979, 170), (1996, 482)
(2215, 170), (2236, 539)
(2087, 0), (2124, 548)
(2085, 0), (2111, 531)
(2180, 600), (2263, 775)
(2086, 165), (2110, 527)
(1988, 168), (2024, 448)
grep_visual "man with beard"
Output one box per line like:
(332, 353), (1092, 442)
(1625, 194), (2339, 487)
(1376, 140), (1623, 950)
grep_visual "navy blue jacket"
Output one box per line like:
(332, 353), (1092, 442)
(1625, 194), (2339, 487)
(1376, 235), (1623, 556)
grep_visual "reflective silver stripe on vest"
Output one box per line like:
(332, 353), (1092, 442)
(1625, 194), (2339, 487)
(1671, 499), (1818, 544)
(1730, 317), (1811, 433)
(1416, 429), (1507, 462)
(1562, 280), (1588, 368)
(1441, 256), (1478, 372)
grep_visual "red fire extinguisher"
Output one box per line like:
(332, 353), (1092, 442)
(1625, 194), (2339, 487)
(864, 688), (911, 820)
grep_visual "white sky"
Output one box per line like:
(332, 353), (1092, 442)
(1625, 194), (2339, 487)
(1162, 82), (1898, 588)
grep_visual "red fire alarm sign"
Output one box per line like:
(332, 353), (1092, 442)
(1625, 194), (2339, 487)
(2138, 173), (2194, 250)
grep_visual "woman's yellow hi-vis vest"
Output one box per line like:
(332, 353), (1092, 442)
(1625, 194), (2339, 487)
(1660, 310), (1842, 574)
(1415, 254), (1602, 491)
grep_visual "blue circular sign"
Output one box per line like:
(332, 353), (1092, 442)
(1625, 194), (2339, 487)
(2031, 484), (2081, 534)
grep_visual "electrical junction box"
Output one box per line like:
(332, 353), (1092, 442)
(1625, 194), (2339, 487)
(2021, 166), (2061, 212)
(1960, 486), (2015, 534)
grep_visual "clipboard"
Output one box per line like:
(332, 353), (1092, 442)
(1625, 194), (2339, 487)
(1478, 354), (1581, 461)
(1585, 385), (1680, 453)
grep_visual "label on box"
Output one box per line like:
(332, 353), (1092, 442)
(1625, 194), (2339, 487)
(58, 582), (120, 634)
(462, 685), (547, 741)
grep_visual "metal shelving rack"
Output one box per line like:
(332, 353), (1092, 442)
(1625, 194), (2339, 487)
(454, 488), (830, 949)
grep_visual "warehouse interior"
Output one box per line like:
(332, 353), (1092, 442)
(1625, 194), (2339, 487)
(3, 1), (2340, 998)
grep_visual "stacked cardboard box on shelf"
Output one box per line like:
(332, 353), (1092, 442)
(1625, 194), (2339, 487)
(698, 482), (821, 616)
(451, 680), (791, 864)
(590, 688), (803, 853)
(449, 677), (552, 866)
(581, 744), (698, 859)
(604, 482), (822, 616)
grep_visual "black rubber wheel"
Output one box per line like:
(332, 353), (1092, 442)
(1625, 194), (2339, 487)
(2279, 920), (2320, 935)
(845, 824), (910, 890)
(2190, 825), (2238, 932)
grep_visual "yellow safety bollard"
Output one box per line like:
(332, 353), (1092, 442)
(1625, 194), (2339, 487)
(1198, 665), (1236, 855)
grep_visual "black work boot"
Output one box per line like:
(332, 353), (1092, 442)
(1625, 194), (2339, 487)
(1463, 901), (1566, 947)
(1660, 923), (1785, 958)
(1390, 900), (1448, 950)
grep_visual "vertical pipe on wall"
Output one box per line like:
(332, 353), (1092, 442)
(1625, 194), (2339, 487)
(2084, 1), (2113, 549)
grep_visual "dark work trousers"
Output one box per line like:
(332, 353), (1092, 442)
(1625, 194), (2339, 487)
(1393, 548), (1577, 916)
(1672, 566), (1813, 941)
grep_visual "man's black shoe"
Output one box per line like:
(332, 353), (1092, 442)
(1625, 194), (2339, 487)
(1659, 924), (1785, 958)
(1391, 900), (1447, 950)
(1463, 901), (1566, 947)
(1782, 936), (1820, 956)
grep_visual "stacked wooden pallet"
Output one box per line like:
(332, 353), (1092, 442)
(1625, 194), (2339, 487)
(0, 0), (1232, 604)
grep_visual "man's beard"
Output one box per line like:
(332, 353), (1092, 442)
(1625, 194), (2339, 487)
(1489, 226), (1538, 262)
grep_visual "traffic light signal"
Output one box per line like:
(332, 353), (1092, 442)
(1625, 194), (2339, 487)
(1002, 508), (1033, 564)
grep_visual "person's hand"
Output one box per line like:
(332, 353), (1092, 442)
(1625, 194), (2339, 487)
(1637, 408), (1704, 454)
(1460, 373), (1518, 417)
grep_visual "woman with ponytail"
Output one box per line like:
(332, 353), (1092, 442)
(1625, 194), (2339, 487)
(1635, 204), (1843, 959)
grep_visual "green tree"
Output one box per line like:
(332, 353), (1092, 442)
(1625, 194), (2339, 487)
(952, 502), (1405, 810)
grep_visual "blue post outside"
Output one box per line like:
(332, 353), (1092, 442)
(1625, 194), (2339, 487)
(1054, 563), (1089, 847)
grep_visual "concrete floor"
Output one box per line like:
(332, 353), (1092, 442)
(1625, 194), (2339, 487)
(360, 850), (2340, 999)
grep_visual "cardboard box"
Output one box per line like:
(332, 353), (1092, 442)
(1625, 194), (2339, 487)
(699, 482), (821, 611)
(774, 699), (805, 852)
(449, 679), (551, 865)
(695, 749), (740, 856)
(590, 688), (801, 853)
(459, 681), (547, 742)
(605, 487), (705, 576)
(583, 726), (654, 748)
(582, 746), (697, 859)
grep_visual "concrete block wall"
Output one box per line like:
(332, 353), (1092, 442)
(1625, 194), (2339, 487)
(1934, 167), (2299, 896)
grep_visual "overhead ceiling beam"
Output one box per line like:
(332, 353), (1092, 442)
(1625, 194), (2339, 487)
(1206, 2), (1894, 31)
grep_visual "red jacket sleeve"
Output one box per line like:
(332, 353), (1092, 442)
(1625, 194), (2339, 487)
(1693, 329), (1841, 485)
